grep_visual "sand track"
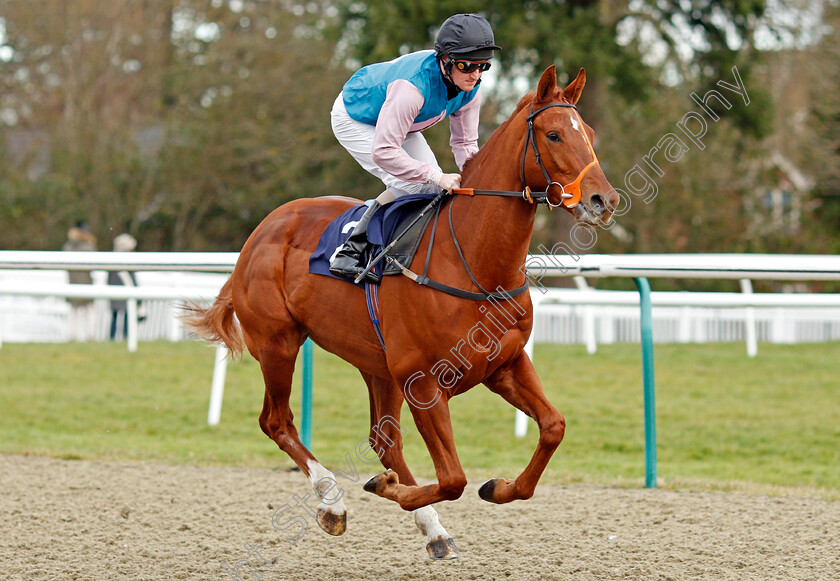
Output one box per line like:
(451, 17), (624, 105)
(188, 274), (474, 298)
(2, 455), (838, 580)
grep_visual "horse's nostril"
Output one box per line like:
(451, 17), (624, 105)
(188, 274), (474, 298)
(589, 195), (605, 213)
(606, 191), (620, 212)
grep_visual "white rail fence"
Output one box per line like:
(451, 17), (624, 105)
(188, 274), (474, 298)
(2, 252), (839, 427)
(0, 251), (237, 350)
(4, 270), (840, 350)
(2, 252), (839, 353)
(0, 270), (227, 345)
(530, 286), (840, 350)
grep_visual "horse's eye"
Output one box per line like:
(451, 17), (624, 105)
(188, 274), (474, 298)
(546, 132), (561, 142)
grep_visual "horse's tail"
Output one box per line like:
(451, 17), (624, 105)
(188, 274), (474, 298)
(181, 277), (245, 358)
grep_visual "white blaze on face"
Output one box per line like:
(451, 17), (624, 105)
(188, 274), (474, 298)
(306, 459), (347, 516)
(569, 112), (583, 135)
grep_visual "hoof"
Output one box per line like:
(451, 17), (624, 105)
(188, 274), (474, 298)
(316, 509), (346, 536)
(426, 536), (460, 560)
(363, 469), (396, 495)
(363, 474), (379, 494)
(478, 478), (497, 503)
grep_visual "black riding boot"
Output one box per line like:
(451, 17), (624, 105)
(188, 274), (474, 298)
(329, 200), (382, 284)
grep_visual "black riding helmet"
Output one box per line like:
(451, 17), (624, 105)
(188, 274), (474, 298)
(435, 13), (501, 65)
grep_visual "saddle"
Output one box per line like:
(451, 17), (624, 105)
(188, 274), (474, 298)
(308, 193), (442, 286)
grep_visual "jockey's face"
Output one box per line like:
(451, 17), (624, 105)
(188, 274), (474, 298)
(443, 57), (487, 92)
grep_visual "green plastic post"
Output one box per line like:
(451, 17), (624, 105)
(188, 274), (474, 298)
(301, 338), (314, 451)
(634, 277), (657, 488)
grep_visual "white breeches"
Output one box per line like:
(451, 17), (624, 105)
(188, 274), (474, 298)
(330, 94), (442, 198)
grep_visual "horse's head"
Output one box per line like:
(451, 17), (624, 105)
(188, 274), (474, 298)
(521, 66), (618, 225)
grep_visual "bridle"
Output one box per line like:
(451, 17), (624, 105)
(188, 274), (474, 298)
(521, 102), (600, 210)
(453, 100), (601, 212)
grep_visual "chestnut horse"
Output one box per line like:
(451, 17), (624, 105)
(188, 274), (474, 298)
(186, 66), (617, 559)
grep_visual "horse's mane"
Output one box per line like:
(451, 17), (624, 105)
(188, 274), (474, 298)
(463, 87), (565, 175)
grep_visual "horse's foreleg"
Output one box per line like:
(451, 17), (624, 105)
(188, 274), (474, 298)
(360, 371), (414, 483)
(255, 332), (348, 536)
(364, 376), (467, 512)
(479, 349), (565, 504)
(360, 371), (459, 559)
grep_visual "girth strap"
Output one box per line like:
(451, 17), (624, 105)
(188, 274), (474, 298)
(364, 281), (386, 351)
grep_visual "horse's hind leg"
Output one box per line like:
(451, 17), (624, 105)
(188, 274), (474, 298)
(252, 326), (348, 535)
(479, 349), (565, 504)
(360, 371), (459, 559)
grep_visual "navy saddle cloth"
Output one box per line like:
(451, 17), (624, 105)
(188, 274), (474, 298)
(309, 193), (441, 287)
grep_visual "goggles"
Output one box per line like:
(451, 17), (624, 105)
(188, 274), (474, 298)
(453, 60), (491, 73)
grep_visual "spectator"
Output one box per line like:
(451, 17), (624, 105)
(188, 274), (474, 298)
(62, 221), (97, 341)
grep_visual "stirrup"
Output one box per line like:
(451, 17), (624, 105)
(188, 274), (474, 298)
(329, 249), (380, 284)
(329, 263), (380, 284)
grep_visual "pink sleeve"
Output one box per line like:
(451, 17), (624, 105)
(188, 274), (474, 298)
(371, 80), (443, 185)
(449, 87), (480, 170)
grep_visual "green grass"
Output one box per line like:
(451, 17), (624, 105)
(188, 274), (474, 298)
(1, 341), (838, 497)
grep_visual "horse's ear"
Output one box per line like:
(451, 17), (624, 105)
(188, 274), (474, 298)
(535, 65), (557, 104)
(563, 68), (586, 105)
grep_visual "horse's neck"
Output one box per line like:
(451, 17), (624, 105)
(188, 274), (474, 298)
(453, 156), (536, 288)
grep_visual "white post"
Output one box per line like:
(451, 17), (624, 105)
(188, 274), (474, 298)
(771, 308), (786, 344)
(126, 298), (138, 353)
(516, 331), (534, 437)
(516, 290), (542, 437)
(784, 309), (796, 343)
(170, 274), (186, 342)
(678, 306), (692, 343)
(740, 279), (757, 357)
(167, 302), (181, 342)
(574, 276), (597, 354)
(207, 344), (229, 426)
(598, 307), (610, 344)
(514, 405), (530, 437)
(696, 310), (708, 343)
(92, 271), (107, 342)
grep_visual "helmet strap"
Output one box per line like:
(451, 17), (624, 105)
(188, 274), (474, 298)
(441, 55), (455, 84)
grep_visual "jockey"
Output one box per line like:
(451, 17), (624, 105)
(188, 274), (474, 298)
(329, 13), (501, 283)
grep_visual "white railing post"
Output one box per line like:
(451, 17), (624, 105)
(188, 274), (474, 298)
(678, 306), (691, 343)
(92, 272), (107, 342)
(514, 400), (530, 437)
(740, 279), (757, 357)
(599, 306), (615, 344)
(208, 344), (229, 426)
(772, 308), (786, 344)
(167, 302), (182, 342)
(516, 290), (544, 437)
(126, 298), (138, 353)
(169, 273), (186, 342)
(574, 276), (597, 354)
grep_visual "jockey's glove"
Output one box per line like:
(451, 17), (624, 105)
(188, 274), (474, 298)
(437, 173), (461, 192)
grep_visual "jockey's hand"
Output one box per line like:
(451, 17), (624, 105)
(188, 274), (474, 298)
(437, 173), (461, 192)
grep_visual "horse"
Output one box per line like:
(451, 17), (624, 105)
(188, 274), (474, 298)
(185, 65), (618, 559)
